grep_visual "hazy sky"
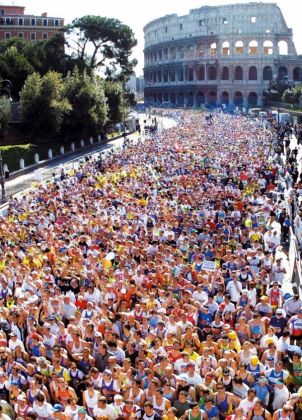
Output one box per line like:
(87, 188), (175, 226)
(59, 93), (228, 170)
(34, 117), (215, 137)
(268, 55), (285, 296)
(14, 0), (302, 75)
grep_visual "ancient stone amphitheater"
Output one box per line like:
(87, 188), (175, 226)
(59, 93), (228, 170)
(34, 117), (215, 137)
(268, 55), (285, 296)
(143, 2), (302, 109)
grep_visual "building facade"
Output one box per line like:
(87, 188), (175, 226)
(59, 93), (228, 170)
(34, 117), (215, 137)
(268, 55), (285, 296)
(0, 5), (64, 42)
(143, 2), (302, 108)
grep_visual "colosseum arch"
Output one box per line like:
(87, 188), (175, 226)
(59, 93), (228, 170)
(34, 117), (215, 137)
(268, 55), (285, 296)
(249, 66), (258, 81)
(169, 47), (176, 60)
(208, 65), (217, 80)
(157, 70), (162, 83)
(248, 92), (258, 106)
(163, 48), (169, 60)
(196, 91), (205, 106)
(188, 45), (195, 60)
(169, 69), (176, 82)
(177, 46), (185, 59)
(234, 66), (243, 80)
(234, 91), (243, 106)
(197, 66), (205, 81)
(222, 41), (230, 56)
(263, 40), (273, 55)
(163, 69), (168, 83)
(163, 92), (169, 102)
(197, 43), (205, 57)
(278, 66), (288, 80)
(235, 40), (244, 54)
(207, 90), (217, 106)
(158, 92), (162, 104)
(293, 67), (302, 82)
(178, 68), (184, 81)
(170, 92), (176, 105)
(278, 40), (288, 55)
(177, 92), (185, 106)
(221, 91), (230, 105)
(210, 42), (217, 56)
(187, 67), (194, 81)
(187, 91), (194, 106)
(249, 40), (258, 55)
(222, 66), (229, 80)
(158, 50), (163, 61)
(263, 66), (273, 81)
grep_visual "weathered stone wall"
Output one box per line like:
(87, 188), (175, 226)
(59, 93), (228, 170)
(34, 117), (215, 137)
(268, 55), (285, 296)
(144, 2), (302, 108)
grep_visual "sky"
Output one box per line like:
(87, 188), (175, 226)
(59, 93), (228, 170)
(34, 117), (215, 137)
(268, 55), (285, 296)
(10, 0), (302, 75)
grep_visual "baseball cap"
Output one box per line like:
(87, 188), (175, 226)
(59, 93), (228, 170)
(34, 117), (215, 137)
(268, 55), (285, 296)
(250, 356), (259, 366)
(258, 377), (268, 383)
(177, 374), (188, 382)
(53, 404), (63, 412)
(276, 309), (283, 315)
(78, 407), (87, 414)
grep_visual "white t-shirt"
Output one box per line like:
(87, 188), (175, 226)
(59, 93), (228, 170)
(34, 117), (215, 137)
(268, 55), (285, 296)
(238, 397), (257, 416)
(93, 404), (118, 419)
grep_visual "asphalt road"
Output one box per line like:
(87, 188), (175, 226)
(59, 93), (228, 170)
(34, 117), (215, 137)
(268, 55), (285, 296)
(0, 114), (176, 207)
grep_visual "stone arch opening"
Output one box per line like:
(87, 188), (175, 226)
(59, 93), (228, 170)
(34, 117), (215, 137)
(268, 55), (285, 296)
(234, 66), (243, 80)
(196, 91), (205, 106)
(293, 67), (302, 82)
(235, 40), (244, 54)
(188, 45), (195, 60)
(222, 41), (230, 56)
(177, 46), (184, 59)
(187, 91), (194, 106)
(207, 90), (217, 106)
(157, 70), (162, 83)
(263, 66), (273, 81)
(163, 92), (168, 102)
(248, 92), (258, 107)
(158, 50), (163, 61)
(163, 69), (168, 83)
(263, 40), (273, 55)
(158, 92), (162, 104)
(198, 43), (205, 57)
(249, 40), (258, 54)
(278, 66), (288, 81)
(170, 92), (176, 105)
(221, 91), (229, 105)
(249, 66), (257, 81)
(210, 42), (217, 56)
(163, 48), (168, 60)
(169, 69), (175, 82)
(197, 66), (205, 81)
(278, 40), (288, 55)
(208, 65), (217, 80)
(222, 66), (229, 80)
(169, 47), (176, 60)
(177, 92), (184, 106)
(178, 68), (184, 82)
(234, 91), (243, 107)
(187, 67), (194, 81)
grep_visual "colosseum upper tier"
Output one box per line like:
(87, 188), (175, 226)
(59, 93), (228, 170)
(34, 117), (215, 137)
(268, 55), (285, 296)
(143, 2), (302, 108)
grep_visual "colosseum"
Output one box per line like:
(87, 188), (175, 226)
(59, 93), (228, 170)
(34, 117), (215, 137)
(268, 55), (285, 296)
(143, 2), (302, 109)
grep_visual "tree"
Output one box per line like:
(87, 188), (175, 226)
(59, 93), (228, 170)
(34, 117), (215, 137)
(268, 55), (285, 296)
(0, 97), (11, 132)
(104, 80), (127, 123)
(0, 46), (35, 97)
(61, 68), (108, 140)
(65, 16), (137, 80)
(282, 86), (302, 105)
(20, 71), (71, 140)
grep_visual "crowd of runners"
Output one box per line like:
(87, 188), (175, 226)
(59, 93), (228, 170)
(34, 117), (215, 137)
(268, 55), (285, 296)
(0, 111), (301, 420)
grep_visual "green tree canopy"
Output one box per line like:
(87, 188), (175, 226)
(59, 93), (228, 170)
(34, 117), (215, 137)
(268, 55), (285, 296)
(104, 80), (128, 123)
(0, 46), (35, 97)
(61, 68), (108, 140)
(20, 71), (71, 140)
(65, 16), (137, 80)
